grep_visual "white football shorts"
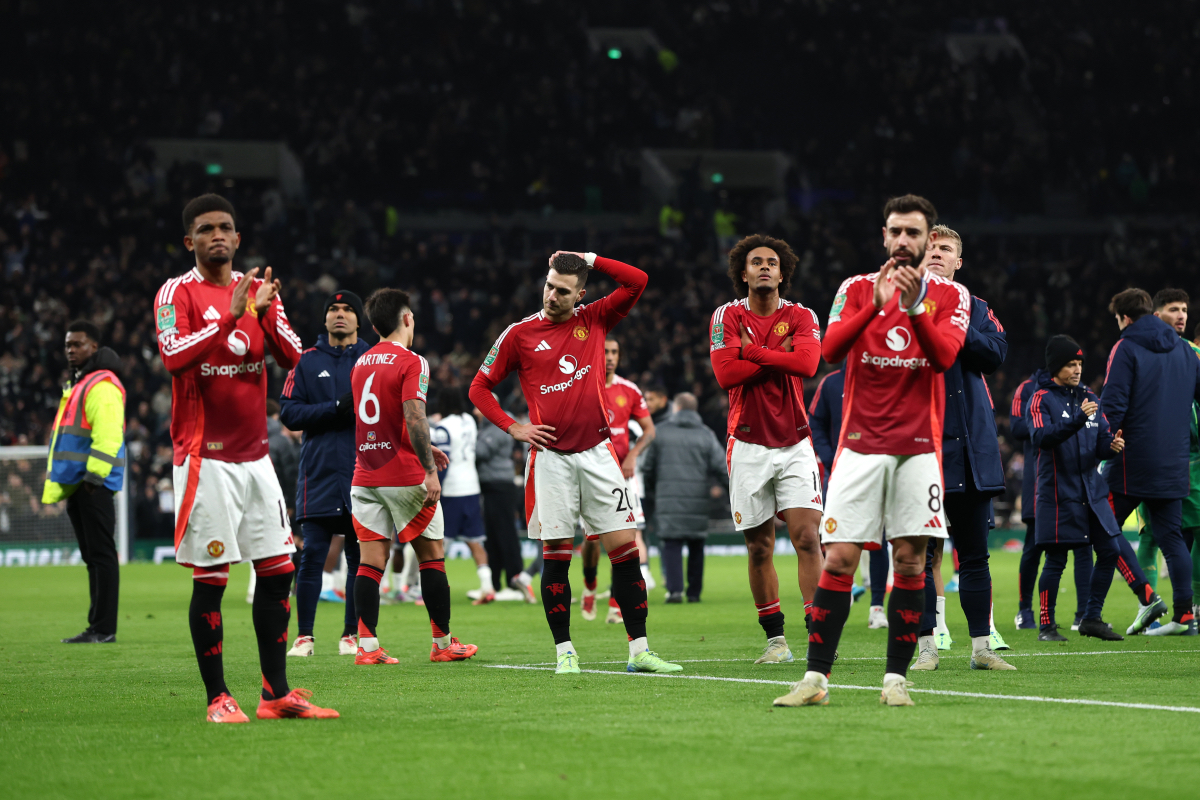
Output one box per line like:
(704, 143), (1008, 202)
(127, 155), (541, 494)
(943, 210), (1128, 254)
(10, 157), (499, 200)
(727, 437), (823, 531)
(584, 475), (644, 540)
(525, 440), (633, 540)
(350, 484), (445, 543)
(173, 454), (295, 568)
(820, 449), (948, 545)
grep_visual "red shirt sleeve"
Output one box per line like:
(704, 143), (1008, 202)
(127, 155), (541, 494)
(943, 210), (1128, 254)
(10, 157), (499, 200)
(258, 291), (303, 370)
(631, 386), (649, 418)
(822, 279), (874, 365)
(401, 352), (430, 403)
(469, 326), (520, 433)
(909, 279), (970, 373)
(709, 304), (768, 389)
(591, 256), (648, 331)
(155, 280), (235, 375)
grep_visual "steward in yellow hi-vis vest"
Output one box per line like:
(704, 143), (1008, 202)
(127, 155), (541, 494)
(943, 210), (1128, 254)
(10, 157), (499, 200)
(43, 323), (126, 643)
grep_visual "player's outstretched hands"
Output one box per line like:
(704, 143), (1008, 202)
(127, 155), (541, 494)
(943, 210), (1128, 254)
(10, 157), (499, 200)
(893, 265), (925, 310)
(872, 258), (897, 309)
(432, 446), (450, 472)
(254, 266), (282, 314)
(508, 421), (557, 451)
(230, 267), (259, 318)
(1111, 428), (1126, 453)
(1081, 399), (1099, 417)
(422, 470), (442, 507)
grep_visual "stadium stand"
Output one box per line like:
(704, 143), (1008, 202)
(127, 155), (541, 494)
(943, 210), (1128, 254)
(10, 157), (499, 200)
(2, 1), (1199, 545)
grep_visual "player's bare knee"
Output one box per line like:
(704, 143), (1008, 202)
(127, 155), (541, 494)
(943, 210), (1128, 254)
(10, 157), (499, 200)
(891, 549), (926, 577)
(788, 525), (821, 554)
(744, 533), (774, 563)
(412, 537), (444, 562)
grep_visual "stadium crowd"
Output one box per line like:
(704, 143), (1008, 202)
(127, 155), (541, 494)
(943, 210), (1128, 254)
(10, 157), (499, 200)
(3, 1), (1200, 545)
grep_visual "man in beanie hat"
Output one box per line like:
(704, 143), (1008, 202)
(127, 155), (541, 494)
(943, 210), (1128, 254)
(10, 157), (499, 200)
(279, 290), (373, 657)
(1027, 335), (1164, 641)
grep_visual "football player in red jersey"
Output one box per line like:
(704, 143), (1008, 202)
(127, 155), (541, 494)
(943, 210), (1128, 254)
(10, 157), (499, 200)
(348, 289), (475, 665)
(709, 235), (824, 664)
(154, 194), (336, 723)
(470, 252), (681, 674)
(774, 194), (971, 708)
(580, 337), (657, 622)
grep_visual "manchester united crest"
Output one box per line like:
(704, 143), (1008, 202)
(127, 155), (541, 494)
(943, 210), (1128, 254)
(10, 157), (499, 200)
(734, 512), (742, 524)
(773, 321), (788, 336)
(823, 518), (837, 534)
(573, 326), (588, 341)
(207, 541), (225, 558)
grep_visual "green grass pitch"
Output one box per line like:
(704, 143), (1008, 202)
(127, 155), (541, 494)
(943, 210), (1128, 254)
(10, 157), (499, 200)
(2, 552), (1198, 800)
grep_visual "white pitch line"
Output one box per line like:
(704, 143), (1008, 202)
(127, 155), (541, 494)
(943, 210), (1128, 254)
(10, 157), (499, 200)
(514, 649), (1198, 666)
(484, 664), (1200, 714)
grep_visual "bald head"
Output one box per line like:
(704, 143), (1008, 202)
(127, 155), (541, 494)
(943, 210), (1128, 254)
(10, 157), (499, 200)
(673, 392), (698, 412)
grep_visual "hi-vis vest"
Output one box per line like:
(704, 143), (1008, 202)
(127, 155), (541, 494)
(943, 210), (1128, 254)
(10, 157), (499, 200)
(45, 369), (127, 494)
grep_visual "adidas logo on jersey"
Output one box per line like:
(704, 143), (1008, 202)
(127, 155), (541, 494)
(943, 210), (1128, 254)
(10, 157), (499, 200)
(924, 517), (943, 529)
(625, 513), (636, 523)
(318, 370), (331, 378)
(534, 340), (551, 352)
(203, 305), (221, 321)
(1062, 410), (1070, 418)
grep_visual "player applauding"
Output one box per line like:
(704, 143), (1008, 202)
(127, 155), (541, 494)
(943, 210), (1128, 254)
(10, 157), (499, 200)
(774, 195), (971, 708)
(470, 251), (681, 675)
(155, 194), (336, 723)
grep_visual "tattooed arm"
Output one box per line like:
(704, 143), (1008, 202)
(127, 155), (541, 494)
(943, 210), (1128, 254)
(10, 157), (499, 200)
(404, 398), (442, 507)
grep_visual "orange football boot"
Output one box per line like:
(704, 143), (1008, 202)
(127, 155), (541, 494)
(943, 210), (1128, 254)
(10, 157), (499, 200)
(207, 693), (249, 723)
(355, 646), (399, 665)
(430, 637), (478, 661)
(472, 591), (496, 606)
(256, 688), (340, 719)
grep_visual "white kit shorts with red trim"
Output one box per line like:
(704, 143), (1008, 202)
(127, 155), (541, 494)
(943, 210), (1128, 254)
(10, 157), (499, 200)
(173, 454), (295, 568)
(524, 440), (633, 541)
(350, 484), (444, 544)
(726, 437), (823, 531)
(820, 449), (948, 546)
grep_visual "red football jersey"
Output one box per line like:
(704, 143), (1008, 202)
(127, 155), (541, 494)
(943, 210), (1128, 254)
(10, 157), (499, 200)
(154, 268), (303, 465)
(709, 298), (822, 448)
(351, 341), (431, 488)
(471, 256), (647, 454)
(824, 272), (970, 456)
(603, 375), (650, 462)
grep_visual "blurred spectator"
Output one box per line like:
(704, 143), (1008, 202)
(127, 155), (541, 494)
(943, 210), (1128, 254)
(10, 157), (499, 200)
(641, 393), (728, 603)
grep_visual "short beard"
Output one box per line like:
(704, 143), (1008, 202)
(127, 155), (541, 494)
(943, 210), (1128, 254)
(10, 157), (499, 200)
(203, 252), (231, 266)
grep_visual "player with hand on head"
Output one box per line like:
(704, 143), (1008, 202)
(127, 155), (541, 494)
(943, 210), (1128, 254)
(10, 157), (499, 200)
(709, 234), (825, 664)
(469, 251), (681, 675)
(580, 337), (657, 623)
(348, 289), (474, 664)
(155, 194), (336, 723)
(774, 195), (971, 708)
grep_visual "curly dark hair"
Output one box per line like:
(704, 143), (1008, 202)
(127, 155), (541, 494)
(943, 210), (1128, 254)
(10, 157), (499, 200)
(726, 234), (798, 298)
